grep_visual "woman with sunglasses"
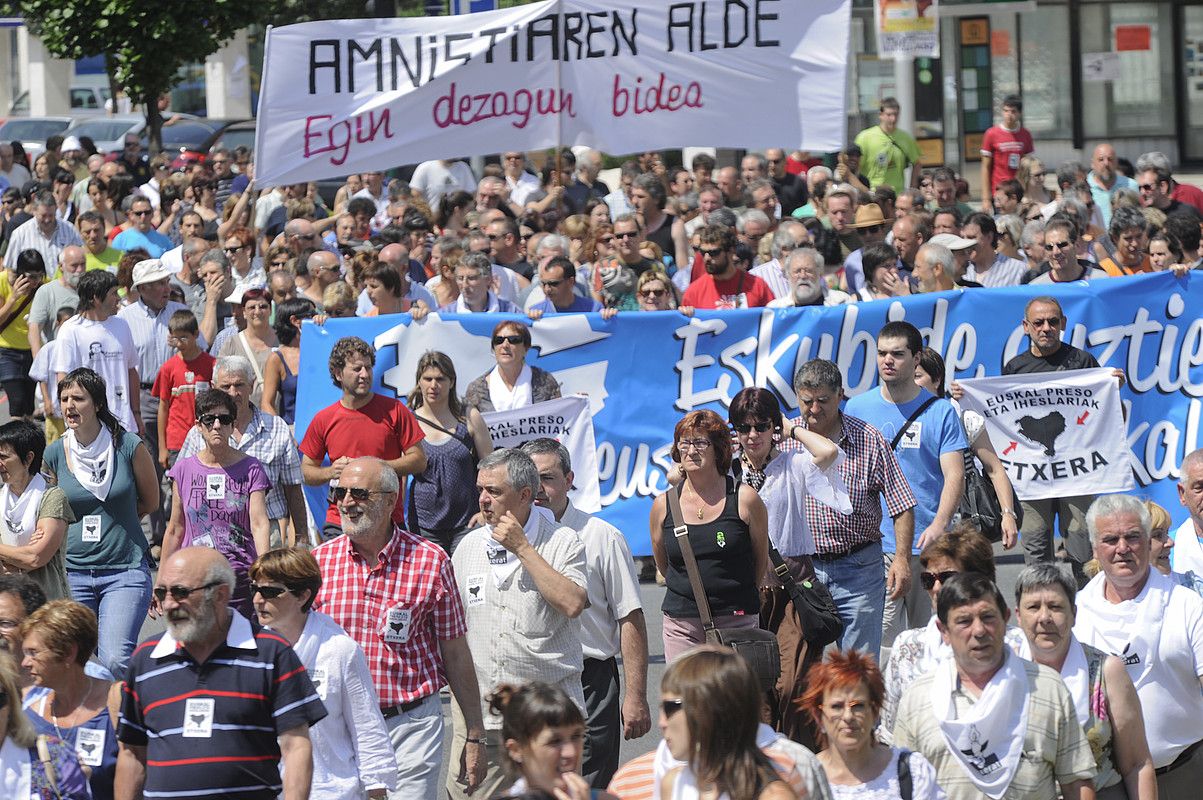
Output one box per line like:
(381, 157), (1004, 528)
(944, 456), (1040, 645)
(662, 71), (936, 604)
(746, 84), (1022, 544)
(464, 320), (560, 413)
(406, 351), (492, 555)
(0, 650), (90, 800)
(43, 368), (159, 680)
(249, 547), (398, 800)
(164, 389), (270, 617)
(799, 649), (943, 799)
(190, 179), (220, 229)
(659, 646), (796, 800)
(728, 387), (851, 739)
(880, 524), (1024, 739)
(1012, 565), (1155, 800)
(651, 410), (771, 662)
(19, 600), (120, 800)
(635, 268), (682, 311)
(262, 297), (316, 427)
(217, 287), (278, 407)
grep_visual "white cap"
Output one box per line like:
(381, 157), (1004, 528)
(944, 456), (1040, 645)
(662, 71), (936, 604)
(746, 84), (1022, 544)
(929, 233), (978, 251)
(60, 135), (83, 153)
(131, 259), (172, 287)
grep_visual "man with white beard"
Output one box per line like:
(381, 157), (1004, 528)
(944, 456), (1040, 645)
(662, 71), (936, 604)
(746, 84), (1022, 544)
(767, 248), (851, 307)
(115, 548), (325, 800)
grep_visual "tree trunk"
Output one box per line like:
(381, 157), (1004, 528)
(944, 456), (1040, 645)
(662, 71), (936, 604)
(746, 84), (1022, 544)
(145, 97), (164, 155)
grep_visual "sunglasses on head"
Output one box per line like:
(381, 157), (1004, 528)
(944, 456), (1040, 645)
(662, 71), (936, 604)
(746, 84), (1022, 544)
(733, 422), (773, 434)
(251, 584), (293, 599)
(920, 570), (959, 590)
(492, 334), (524, 346)
(199, 413), (234, 428)
(153, 581), (221, 602)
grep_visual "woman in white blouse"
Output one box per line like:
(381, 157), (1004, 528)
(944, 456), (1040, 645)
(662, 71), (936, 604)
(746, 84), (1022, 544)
(249, 548), (398, 800)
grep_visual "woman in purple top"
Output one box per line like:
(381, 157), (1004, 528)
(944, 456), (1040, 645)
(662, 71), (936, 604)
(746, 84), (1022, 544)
(163, 389), (270, 616)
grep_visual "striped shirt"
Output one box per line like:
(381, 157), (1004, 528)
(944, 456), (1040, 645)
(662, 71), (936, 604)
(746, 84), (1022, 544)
(965, 253), (1028, 288)
(179, 406), (301, 520)
(312, 526), (466, 707)
(117, 611), (327, 800)
(118, 299), (202, 386)
(780, 414), (915, 554)
(2, 216), (84, 274)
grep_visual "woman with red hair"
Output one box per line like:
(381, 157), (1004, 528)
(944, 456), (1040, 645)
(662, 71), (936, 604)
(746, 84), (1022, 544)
(650, 409), (771, 662)
(799, 650), (945, 799)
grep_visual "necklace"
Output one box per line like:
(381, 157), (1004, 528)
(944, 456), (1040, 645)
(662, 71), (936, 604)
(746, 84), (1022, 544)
(740, 449), (775, 492)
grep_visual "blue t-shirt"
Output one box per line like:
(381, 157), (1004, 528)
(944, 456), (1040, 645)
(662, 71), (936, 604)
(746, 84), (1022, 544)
(112, 227), (174, 258)
(844, 388), (967, 554)
(529, 295), (602, 314)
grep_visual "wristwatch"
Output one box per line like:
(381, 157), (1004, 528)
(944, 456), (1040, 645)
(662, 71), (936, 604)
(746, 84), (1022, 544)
(1001, 508), (1018, 519)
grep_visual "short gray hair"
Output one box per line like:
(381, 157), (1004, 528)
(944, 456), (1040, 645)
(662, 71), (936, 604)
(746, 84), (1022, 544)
(519, 437), (572, 476)
(536, 234), (570, 258)
(917, 242), (956, 280)
(1135, 151), (1172, 175)
(1181, 448), (1203, 483)
(771, 221), (808, 260)
(996, 214), (1023, 247)
(708, 207), (738, 230)
(199, 248), (229, 270)
(1020, 218), (1046, 249)
(1086, 494), (1151, 546)
(1013, 564), (1077, 611)
(738, 208), (771, 232)
(477, 448), (540, 496)
(365, 457), (401, 495)
(785, 247), (824, 275)
(214, 355), (256, 385)
(460, 251), (492, 279)
(794, 359), (843, 393)
(203, 554), (237, 594)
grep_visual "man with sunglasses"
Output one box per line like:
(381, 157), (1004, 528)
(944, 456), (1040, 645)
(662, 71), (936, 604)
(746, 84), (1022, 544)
(116, 547), (326, 800)
(1027, 217), (1107, 285)
(113, 196), (173, 258)
(527, 256), (601, 317)
(312, 456), (487, 799)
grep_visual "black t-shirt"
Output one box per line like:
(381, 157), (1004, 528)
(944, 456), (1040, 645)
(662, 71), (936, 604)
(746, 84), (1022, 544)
(1003, 343), (1099, 375)
(773, 172), (808, 216)
(498, 257), (533, 281)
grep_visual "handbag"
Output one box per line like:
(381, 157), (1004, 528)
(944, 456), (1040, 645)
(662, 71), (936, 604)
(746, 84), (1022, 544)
(768, 547), (844, 648)
(957, 449), (1020, 543)
(665, 485), (781, 692)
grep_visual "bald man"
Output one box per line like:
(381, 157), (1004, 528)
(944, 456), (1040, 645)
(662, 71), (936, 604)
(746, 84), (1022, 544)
(116, 547), (326, 800)
(1088, 143), (1138, 228)
(304, 250), (341, 307)
(28, 244), (86, 357)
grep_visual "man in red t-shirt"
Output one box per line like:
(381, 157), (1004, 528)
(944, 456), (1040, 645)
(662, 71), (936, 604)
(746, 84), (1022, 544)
(681, 224), (774, 310)
(300, 336), (426, 538)
(979, 94), (1034, 211)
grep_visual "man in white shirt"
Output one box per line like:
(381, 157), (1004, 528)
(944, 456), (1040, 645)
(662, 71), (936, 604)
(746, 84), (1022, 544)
(158, 211), (205, 274)
(0, 142), (31, 188)
(3, 190), (84, 273)
(501, 152), (540, 208)
(766, 248), (851, 308)
(754, 220), (811, 299)
(1075, 493), (1203, 794)
(520, 439), (649, 789)
(1174, 448), (1203, 578)
(52, 269), (141, 433)
(410, 159), (477, 214)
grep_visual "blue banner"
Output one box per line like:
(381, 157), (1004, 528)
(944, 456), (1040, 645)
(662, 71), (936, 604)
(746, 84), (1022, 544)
(296, 272), (1203, 556)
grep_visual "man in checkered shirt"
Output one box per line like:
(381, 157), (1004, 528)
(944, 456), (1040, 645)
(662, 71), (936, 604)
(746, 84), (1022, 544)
(312, 457), (486, 799)
(781, 358), (917, 658)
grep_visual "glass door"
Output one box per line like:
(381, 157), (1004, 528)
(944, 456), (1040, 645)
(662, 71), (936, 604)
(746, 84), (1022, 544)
(1183, 6), (1203, 162)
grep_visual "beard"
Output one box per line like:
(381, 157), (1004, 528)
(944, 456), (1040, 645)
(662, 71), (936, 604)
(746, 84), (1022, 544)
(792, 280), (823, 306)
(167, 604), (219, 643)
(704, 258), (727, 275)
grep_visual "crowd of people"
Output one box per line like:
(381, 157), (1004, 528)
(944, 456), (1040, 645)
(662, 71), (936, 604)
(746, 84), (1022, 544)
(0, 89), (1200, 800)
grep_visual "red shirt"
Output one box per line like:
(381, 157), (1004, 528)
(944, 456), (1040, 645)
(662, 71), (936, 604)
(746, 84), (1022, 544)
(980, 125), (1035, 192)
(681, 270), (775, 309)
(299, 393), (424, 527)
(312, 527), (466, 706)
(151, 351), (216, 449)
(1172, 181), (1203, 215)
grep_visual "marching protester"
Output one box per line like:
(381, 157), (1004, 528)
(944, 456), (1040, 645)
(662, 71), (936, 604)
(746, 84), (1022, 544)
(464, 320), (561, 413)
(0, 419), (73, 600)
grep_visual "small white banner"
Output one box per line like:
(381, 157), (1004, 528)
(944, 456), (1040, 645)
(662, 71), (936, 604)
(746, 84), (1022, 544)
(482, 395), (601, 513)
(957, 368), (1135, 501)
(253, 0), (853, 186)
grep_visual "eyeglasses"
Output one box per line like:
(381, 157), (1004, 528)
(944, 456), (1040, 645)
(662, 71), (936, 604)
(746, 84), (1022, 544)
(124, 141), (139, 149)
(1044, 240), (1072, 252)
(698, 247), (724, 258)
(224, 245), (248, 254)
(823, 700), (871, 718)
(492, 334), (525, 346)
(199, 413), (235, 428)
(331, 486), (386, 503)
(661, 698), (684, 717)
(677, 439), (711, 452)
(153, 581), (222, 602)
(486, 233), (507, 241)
(250, 583), (293, 600)
(614, 231), (639, 240)
(639, 288), (667, 299)
(129, 210), (151, 217)
(733, 422), (773, 434)
(1138, 183), (1159, 192)
(920, 570), (959, 590)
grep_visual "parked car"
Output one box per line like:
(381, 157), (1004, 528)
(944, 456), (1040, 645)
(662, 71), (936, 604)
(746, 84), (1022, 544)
(0, 116), (76, 162)
(7, 86), (110, 117)
(67, 113), (198, 156)
(171, 118), (253, 170)
(204, 120), (256, 159)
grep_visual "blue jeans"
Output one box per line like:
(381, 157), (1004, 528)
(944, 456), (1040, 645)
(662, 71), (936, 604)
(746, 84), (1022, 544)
(68, 561), (153, 680)
(812, 540), (886, 657)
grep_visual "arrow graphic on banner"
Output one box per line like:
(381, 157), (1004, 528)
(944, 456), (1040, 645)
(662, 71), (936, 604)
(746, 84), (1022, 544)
(1077, 412), (1090, 425)
(1003, 441), (1017, 455)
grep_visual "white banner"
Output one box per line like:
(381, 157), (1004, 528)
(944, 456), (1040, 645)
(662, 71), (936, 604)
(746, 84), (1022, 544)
(254, 0), (852, 186)
(957, 368), (1135, 501)
(482, 395), (601, 513)
(875, 0), (939, 58)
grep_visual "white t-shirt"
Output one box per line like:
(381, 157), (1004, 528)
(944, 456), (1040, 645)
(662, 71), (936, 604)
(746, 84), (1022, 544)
(560, 503), (642, 661)
(1074, 569), (1203, 767)
(51, 315), (140, 432)
(409, 160), (477, 213)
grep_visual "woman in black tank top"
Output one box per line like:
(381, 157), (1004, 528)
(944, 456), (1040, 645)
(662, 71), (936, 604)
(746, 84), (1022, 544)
(650, 410), (771, 663)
